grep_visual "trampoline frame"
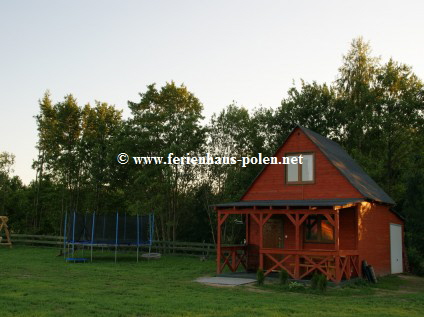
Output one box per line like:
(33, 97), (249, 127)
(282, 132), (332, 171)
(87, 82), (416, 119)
(63, 211), (155, 263)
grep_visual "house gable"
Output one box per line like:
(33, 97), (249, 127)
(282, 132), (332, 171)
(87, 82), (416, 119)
(242, 127), (364, 201)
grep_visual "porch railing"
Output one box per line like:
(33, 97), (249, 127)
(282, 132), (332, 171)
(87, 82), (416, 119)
(260, 248), (360, 282)
(219, 245), (248, 273)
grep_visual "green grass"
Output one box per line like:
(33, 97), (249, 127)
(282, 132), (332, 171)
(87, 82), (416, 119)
(0, 247), (423, 316)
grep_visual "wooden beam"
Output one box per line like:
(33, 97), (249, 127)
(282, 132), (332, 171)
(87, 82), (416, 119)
(250, 213), (260, 226)
(295, 255), (300, 279)
(262, 213), (273, 225)
(216, 209), (336, 215)
(286, 213), (296, 226)
(260, 248), (340, 256)
(335, 255), (341, 283)
(335, 210), (340, 252)
(218, 213), (229, 226)
(295, 214), (300, 250)
(298, 214), (309, 226)
(245, 214), (249, 245)
(334, 212), (341, 282)
(264, 253), (295, 278)
(323, 213), (335, 227)
(355, 204), (359, 250)
(259, 213), (264, 270)
(217, 211), (222, 273)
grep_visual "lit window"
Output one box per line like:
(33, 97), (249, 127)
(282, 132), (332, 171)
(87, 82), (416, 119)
(285, 153), (314, 184)
(304, 215), (334, 243)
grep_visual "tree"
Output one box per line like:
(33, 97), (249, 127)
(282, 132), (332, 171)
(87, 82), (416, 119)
(127, 82), (206, 241)
(0, 151), (15, 213)
(80, 101), (123, 212)
(278, 81), (340, 139)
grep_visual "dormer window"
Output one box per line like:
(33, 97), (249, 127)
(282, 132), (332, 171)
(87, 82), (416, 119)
(285, 153), (314, 184)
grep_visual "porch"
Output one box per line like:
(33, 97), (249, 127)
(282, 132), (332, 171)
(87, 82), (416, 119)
(215, 199), (363, 283)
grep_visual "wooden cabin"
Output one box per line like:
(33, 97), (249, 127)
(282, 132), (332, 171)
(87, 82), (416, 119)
(214, 126), (404, 283)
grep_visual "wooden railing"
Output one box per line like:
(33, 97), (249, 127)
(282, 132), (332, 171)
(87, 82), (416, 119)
(11, 234), (64, 247)
(219, 245), (248, 272)
(9, 234), (219, 256)
(260, 248), (360, 282)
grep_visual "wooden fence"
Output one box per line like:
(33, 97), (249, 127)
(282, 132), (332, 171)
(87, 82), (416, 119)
(9, 234), (217, 257)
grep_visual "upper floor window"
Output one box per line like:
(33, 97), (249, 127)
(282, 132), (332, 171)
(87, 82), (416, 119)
(285, 153), (314, 184)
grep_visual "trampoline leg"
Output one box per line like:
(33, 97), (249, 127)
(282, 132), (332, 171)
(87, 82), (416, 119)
(63, 212), (67, 259)
(137, 245), (139, 263)
(115, 211), (118, 263)
(91, 212), (95, 263)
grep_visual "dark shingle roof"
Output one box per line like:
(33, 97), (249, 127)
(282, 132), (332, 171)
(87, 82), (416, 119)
(214, 198), (364, 208)
(298, 126), (395, 205)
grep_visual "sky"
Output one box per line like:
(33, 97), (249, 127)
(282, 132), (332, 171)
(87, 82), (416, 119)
(1, 0), (423, 184)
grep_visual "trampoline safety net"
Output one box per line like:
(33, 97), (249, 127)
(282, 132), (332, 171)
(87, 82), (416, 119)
(65, 212), (154, 246)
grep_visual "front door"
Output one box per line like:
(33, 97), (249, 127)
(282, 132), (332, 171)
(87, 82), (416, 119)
(263, 216), (284, 270)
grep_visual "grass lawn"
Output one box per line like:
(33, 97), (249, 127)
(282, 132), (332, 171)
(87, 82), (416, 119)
(0, 247), (423, 317)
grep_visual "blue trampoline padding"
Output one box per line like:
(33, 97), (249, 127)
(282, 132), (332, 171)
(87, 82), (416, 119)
(66, 258), (88, 262)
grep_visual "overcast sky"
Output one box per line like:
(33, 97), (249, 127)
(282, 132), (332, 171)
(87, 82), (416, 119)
(1, 0), (423, 184)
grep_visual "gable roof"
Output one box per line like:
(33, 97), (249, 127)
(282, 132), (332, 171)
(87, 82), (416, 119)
(238, 125), (395, 205)
(296, 126), (395, 204)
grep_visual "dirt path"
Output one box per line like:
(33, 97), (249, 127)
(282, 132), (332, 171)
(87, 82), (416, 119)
(397, 274), (424, 293)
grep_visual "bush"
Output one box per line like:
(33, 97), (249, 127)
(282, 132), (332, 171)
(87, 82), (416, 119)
(257, 269), (265, 286)
(317, 274), (327, 291)
(311, 272), (319, 289)
(279, 269), (289, 285)
(288, 281), (305, 291)
(311, 273), (327, 291)
(408, 247), (424, 276)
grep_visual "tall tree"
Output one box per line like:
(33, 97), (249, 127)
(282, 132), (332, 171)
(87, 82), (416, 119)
(80, 102), (123, 212)
(128, 82), (206, 241)
(0, 151), (15, 213)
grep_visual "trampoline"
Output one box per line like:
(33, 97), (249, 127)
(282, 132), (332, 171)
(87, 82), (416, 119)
(63, 211), (155, 262)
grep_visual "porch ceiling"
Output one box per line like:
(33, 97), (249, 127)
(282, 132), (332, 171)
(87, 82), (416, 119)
(213, 198), (363, 208)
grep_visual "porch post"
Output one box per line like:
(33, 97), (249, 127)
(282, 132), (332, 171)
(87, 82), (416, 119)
(245, 213), (249, 244)
(335, 210), (341, 282)
(356, 204), (361, 277)
(295, 213), (300, 279)
(335, 210), (340, 251)
(354, 205), (359, 250)
(216, 209), (221, 274)
(259, 213), (263, 270)
(295, 213), (300, 249)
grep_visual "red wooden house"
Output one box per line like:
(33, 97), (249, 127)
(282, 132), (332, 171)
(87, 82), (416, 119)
(214, 126), (404, 283)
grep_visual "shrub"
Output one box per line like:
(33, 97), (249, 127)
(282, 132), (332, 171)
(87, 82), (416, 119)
(279, 269), (289, 285)
(311, 272), (320, 289)
(311, 272), (327, 291)
(317, 274), (327, 291)
(256, 269), (265, 286)
(288, 281), (305, 291)
(408, 247), (424, 276)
